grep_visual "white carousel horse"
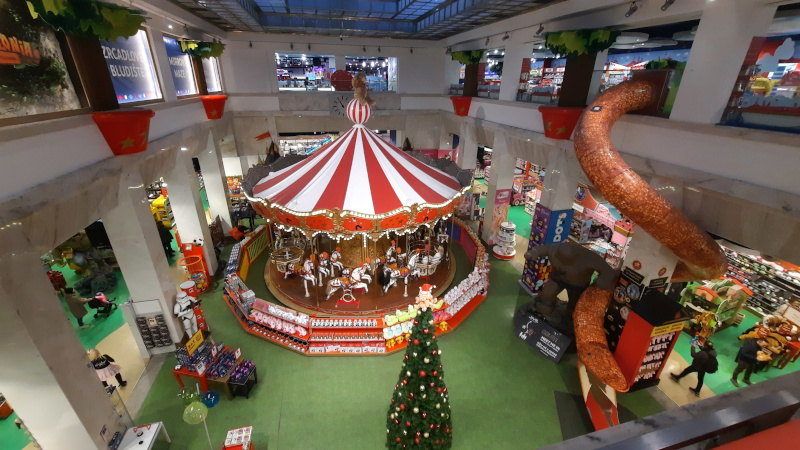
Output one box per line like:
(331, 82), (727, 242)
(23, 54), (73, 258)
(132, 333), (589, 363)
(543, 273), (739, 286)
(325, 276), (350, 301)
(351, 262), (372, 284)
(349, 265), (370, 293)
(385, 241), (398, 264)
(330, 248), (344, 275)
(318, 252), (331, 285)
(381, 267), (409, 295)
(299, 259), (316, 286)
(406, 251), (421, 280)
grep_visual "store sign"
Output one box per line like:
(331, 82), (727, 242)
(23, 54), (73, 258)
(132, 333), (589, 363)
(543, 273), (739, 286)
(0, 31), (41, 65)
(234, 347), (242, 359)
(101, 30), (162, 103)
(545, 209), (574, 244)
(516, 313), (571, 363)
(650, 321), (685, 337)
(195, 361), (207, 376)
(186, 329), (205, 356)
(163, 36), (197, 96)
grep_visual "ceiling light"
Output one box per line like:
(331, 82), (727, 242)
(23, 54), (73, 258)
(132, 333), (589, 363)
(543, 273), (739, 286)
(249, 41), (252, 48)
(410, 48), (413, 54)
(502, 32), (509, 41)
(536, 24), (544, 36)
(168, 24), (173, 29)
(485, 37), (490, 46)
(445, 46), (452, 54)
(290, 42), (294, 50)
(378, 46), (381, 53)
(308, 44), (311, 51)
(673, 30), (696, 41)
(661, 0), (675, 11)
(615, 32), (649, 44)
(625, 2), (639, 17)
(363, 46), (366, 52)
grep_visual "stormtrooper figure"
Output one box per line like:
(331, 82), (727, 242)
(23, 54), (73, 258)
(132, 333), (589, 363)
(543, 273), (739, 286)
(174, 292), (199, 338)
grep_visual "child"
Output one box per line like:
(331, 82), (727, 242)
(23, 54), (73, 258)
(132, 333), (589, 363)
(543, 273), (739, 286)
(88, 349), (127, 388)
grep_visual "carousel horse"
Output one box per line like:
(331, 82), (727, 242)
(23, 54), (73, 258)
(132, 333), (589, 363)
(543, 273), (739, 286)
(318, 252), (331, 285)
(299, 259), (316, 286)
(325, 273), (352, 301)
(330, 247), (344, 276)
(406, 250), (422, 280)
(381, 266), (409, 295)
(385, 240), (398, 264)
(351, 261), (373, 284)
(350, 265), (370, 293)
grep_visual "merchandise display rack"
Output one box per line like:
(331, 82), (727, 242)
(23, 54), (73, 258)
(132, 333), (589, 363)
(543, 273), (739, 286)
(724, 246), (800, 315)
(221, 218), (490, 356)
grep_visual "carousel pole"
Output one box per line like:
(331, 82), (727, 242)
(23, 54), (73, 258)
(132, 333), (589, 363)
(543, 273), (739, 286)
(304, 279), (310, 297)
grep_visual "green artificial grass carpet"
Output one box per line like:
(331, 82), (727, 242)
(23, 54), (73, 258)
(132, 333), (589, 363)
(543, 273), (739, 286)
(672, 309), (800, 396)
(135, 242), (665, 449)
(0, 411), (30, 450)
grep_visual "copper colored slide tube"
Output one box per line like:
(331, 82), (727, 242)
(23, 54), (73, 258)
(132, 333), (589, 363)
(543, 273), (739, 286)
(571, 80), (728, 391)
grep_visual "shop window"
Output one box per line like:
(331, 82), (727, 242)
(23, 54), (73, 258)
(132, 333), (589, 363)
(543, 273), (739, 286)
(479, 48), (503, 99)
(276, 54), (335, 91)
(202, 56), (222, 93)
(723, 34), (800, 134)
(0, 0), (83, 120)
(344, 56), (397, 92)
(516, 52), (566, 104)
(101, 29), (163, 104)
(163, 36), (198, 97)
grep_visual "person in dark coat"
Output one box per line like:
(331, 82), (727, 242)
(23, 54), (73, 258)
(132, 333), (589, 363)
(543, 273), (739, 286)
(670, 340), (718, 396)
(156, 222), (174, 257)
(731, 338), (767, 387)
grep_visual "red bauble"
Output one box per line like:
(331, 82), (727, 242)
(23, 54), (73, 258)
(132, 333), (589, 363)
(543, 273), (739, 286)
(416, 431), (421, 437)
(410, 393), (415, 398)
(420, 370), (426, 377)
(400, 404), (406, 410)
(404, 355), (409, 360)
(394, 420), (399, 424)
(402, 380), (408, 385)
(443, 388), (448, 393)
(422, 413), (427, 419)
(414, 339), (420, 345)
(435, 440), (440, 445)
(437, 388), (442, 393)
(432, 335), (436, 339)
(433, 370), (438, 376)
(396, 437), (401, 442)
(406, 421), (411, 427)
(446, 429), (451, 434)
(423, 328), (429, 334)
(414, 320), (419, 325)
(415, 438), (420, 444)
(436, 424), (441, 429)
(431, 350), (436, 355)
(429, 382), (435, 387)
(429, 424), (434, 430)
(439, 365), (442, 369)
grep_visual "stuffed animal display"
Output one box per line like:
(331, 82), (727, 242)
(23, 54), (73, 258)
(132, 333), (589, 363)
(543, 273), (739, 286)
(352, 72), (375, 106)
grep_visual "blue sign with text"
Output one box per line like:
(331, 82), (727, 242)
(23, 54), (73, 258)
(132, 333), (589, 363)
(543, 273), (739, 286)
(101, 30), (161, 104)
(544, 209), (573, 244)
(163, 36), (197, 96)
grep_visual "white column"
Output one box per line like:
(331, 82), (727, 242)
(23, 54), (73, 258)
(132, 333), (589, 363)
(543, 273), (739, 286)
(481, 134), (515, 243)
(334, 54), (346, 71)
(585, 49), (609, 105)
(103, 170), (183, 343)
(670, 0), (778, 124)
(456, 120), (478, 170)
(199, 135), (233, 232)
(540, 148), (581, 212)
(166, 156), (218, 275)
(148, 29), (177, 102)
(498, 41), (531, 102)
(0, 229), (123, 450)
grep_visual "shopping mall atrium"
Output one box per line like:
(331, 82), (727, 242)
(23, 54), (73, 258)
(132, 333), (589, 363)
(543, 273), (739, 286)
(2, 0), (800, 448)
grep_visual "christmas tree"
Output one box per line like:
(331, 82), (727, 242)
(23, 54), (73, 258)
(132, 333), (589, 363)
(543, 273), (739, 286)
(386, 290), (452, 449)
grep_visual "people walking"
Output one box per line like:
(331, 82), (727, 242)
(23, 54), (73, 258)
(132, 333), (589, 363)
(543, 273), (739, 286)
(731, 338), (767, 387)
(670, 340), (718, 396)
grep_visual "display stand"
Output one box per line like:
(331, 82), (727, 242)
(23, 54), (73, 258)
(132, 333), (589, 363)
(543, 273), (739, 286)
(492, 221), (516, 260)
(222, 426), (254, 450)
(229, 367), (258, 399)
(118, 422), (171, 450)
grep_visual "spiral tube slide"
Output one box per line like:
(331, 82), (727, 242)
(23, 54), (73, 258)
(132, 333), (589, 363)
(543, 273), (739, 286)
(571, 80), (728, 391)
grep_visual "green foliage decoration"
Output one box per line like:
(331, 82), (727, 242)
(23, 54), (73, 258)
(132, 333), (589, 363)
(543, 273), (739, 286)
(27, 0), (146, 41)
(180, 40), (225, 59)
(450, 50), (483, 65)
(544, 29), (619, 56)
(644, 59), (687, 70)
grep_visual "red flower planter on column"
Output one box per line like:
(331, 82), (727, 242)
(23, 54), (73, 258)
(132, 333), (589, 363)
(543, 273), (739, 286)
(450, 96), (472, 116)
(539, 106), (585, 140)
(201, 95), (228, 119)
(331, 70), (354, 91)
(92, 109), (155, 156)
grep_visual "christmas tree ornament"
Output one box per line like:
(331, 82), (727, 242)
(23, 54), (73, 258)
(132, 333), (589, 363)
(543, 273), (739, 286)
(429, 319), (434, 325)
(433, 370), (438, 376)
(424, 432), (429, 438)
(422, 413), (427, 419)
(420, 370), (426, 377)
(424, 358), (430, 363)
(406, 371), (411, 376)
(406, 421), (411, 427)
(413, 407), (419, 413)
(414, 339), (420, 345)
(423, 328), (429, 334)
(416, 431), (421, 437)
(400, 404), (406, 410)
(423, 394), (427, 398)
(415, 438), (420, 444)
(403, 379), (408, 385)
(437, 388), (442, 393)
(420, 385), (425, 391)
(436, 403), (441, 409)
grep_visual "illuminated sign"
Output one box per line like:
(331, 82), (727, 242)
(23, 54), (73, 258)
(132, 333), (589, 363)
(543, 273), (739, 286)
(101, 30), (162, 103)
(163, 36), (197, 96)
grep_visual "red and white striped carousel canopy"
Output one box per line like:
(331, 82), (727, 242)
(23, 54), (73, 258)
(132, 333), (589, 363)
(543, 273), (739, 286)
(252, 117), (463, 216)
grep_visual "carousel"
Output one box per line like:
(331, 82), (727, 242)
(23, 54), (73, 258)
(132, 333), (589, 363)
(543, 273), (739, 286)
(241, 97), (472, 316)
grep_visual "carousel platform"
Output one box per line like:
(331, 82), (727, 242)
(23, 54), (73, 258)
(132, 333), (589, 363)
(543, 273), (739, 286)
(264, 252), (457, 317)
